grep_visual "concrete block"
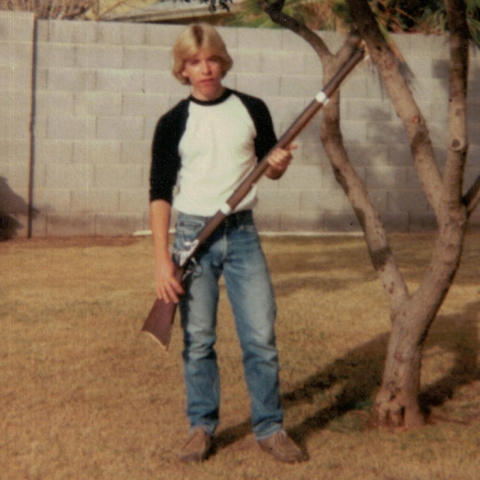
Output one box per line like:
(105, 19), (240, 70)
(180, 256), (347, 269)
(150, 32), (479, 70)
(0, 41), (33, 68)
(369, 189), (388, 212)
(380, 212), (409, 232)
(10, 65), (35, 91)
(301, 188), (346, 213)
(93, 164), (142, 188)
(34, 188), (71, 212)
(45, 163), (94, 188)
(119, 188), (149, 212)
(95, 213), (143, 235)
(255, 189), (301, 214)
(387, 189), (430, 213)
(145, 24), (184, 47)
(97, 21), (122, 44)
(47, 67), (96, 92)
(76, 45), (124, 69)
(36, 43), (76, 68)
(123, 46), (170, 70)
(305, 54), (323, 76)
(96, 69), (144, 93)
(32, 158), (47, 188)
(366, 121), (405, 145)
(217, 26), (238, 50)
(322, 212), (360, 232)
(432, 58), (450, 79)
(74, 92), (122, 116)
(344, 98), (392, 122)
(0, 114), (30, 140)
(408, 212), (438, 231)
(340, 121), (368, 143)
(366, 165), (408, 189)
(341, 74), (368, 99)
(46, 213), (95, 236)
(467, 100), (480, 124)
(145, 116), (161, 141)
(301, 141), (327, 165)
(279, 164), (323, 191)
(47, 115), (96, 140)
(35, 92), (75, 115)
(73, 140), (121, 164)
(35, 66), (48, 90)
(468, 81), (480, 98)
(0, 66), (12, 90)
(391, 34), (412, 56)
(281, 211), (325, 232)
(281, 75), (322, 98)
(0, 11), (34, 42)
(33, 115), (48, 140)
(121, 141), (150, 165)
(35, 139), (74, 165)
(120, 23), (146, 45)
(238, 28), (282, 51)
(144, 70), (185, 95)
(70, 188), (119, 213)
(233, 51), (262, 74)
(254, 212), (281, 232)
(3, 161), (29, 189)
(236, 73), (281, 99)
(36, 20), (49, 42)
(263, 96), (309, 125)
(345, 143), (390, 167)
(260, 51), (306, 75)
(412, 78), (449, 101)
(0, 92), (31, 116)
(122, 93), (169, 116)
(49, 19), (97, 44)
(96, 116), (144, 141)
(0, 139), (30, 165)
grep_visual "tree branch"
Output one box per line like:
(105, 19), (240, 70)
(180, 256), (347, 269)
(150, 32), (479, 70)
(443, 0), (470, 209)
(257, 0), (332, 60)
(345, 0), (444, 219)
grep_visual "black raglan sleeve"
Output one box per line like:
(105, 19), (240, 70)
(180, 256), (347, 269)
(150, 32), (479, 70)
(234, 91), (278, 161)
(149, 100), (189, 204)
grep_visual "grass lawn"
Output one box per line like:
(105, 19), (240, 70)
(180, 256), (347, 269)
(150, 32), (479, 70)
(2, 232), (480, 479)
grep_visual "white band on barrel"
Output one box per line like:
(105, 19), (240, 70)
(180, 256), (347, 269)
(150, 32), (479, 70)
(316, 91), (329, 105)
(220, 203), (233, 215)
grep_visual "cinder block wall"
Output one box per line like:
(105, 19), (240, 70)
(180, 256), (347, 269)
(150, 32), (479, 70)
(1, 13), (479, 237)
(0, 12), (35, 238)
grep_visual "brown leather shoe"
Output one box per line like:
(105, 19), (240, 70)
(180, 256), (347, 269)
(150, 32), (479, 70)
(178, 428), (212, 463)
(258, 430), (305, 463)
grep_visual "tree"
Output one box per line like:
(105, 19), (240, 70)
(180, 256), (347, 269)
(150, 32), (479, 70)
(249, 0), (480, 427)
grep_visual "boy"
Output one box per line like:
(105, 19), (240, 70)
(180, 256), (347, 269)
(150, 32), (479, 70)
(149, 23), (304, 463)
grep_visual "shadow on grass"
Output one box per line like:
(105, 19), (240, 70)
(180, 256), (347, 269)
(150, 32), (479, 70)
(213, 299), (480, 454)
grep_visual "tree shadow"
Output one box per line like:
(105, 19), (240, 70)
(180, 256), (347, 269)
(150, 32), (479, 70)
(213, 299), (480, 454)
(0, 176), (35, 240)
(419, 300), (480, 417)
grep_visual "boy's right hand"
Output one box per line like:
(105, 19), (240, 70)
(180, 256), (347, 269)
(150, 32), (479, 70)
(154, 256), (185, 304)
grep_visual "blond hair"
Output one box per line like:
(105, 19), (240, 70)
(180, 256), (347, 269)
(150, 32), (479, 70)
(172, 23), (233, 85)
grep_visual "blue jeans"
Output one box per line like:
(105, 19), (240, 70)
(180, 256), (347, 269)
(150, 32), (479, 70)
(173, 210), (283, 440)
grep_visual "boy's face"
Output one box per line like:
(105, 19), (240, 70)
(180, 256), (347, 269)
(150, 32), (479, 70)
(181, 48), (225, 102)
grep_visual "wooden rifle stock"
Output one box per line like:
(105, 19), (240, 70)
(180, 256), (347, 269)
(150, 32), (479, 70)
(142, 47), (366, 349)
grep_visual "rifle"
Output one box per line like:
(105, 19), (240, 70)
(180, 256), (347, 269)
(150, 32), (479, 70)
(142, 46), (366, 349)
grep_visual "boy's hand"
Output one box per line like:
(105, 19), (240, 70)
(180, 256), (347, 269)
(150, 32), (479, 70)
(266, 143), (297, 179)
(154, 256), (184, 304)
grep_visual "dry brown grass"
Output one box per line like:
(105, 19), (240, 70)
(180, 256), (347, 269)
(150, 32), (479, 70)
(2, 232), (480, 479)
